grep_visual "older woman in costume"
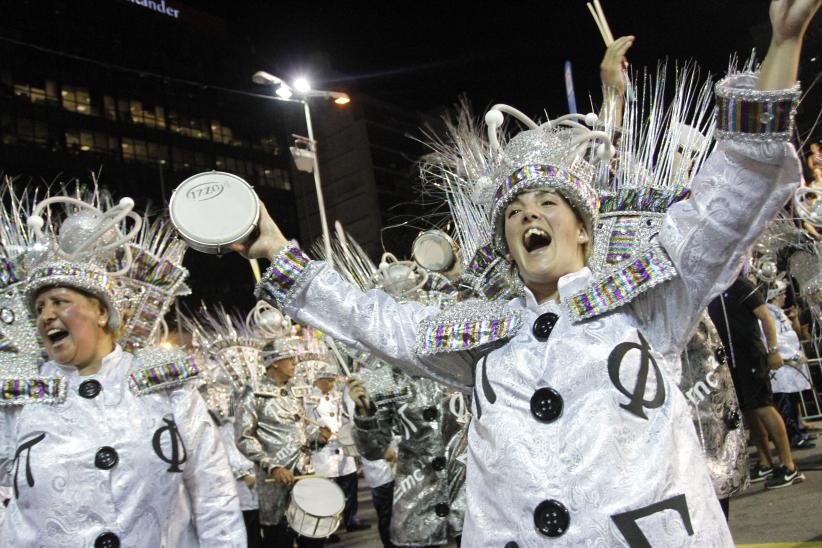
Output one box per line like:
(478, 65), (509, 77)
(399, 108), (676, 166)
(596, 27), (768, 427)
(0, 193), (245, 547)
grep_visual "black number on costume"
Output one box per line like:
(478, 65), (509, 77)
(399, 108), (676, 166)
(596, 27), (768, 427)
(13, 432), (46, 498)
(152, 416), (188, 472)
(611, 494), (693, 548)
(607, 330), (665, 420)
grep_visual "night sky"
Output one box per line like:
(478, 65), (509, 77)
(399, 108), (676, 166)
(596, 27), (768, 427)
(200, 0), (820, 140)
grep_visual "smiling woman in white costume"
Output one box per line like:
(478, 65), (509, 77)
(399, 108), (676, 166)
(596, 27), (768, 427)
(230, 2), (819, 545)
(0, 191), (245, 548)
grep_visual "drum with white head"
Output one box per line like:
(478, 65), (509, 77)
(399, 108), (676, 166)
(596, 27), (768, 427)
(412, 229), (457, 272)
(286, 477), (345, 538)
(169, 171), (260, 254)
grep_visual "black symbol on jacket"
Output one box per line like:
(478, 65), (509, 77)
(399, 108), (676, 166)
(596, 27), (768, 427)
(152, 416), (188, 472)
(472, 353), (497, 420)
(607, 330), (666, 419)
(611, 493), (693, 547)
(13, 432), (46, 498)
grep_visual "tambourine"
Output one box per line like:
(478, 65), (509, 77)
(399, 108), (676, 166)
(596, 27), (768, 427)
(169, 171), (260, 254)
(412, 229), (458, 272)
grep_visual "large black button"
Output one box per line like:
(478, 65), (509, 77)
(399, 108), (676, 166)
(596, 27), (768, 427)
(431, 456), (446, 471)
(434, 503), (450, 517)
(504, 543), (519, 548)
(79, 379), (102, 399)
(530, 387), (563, 423)
(95, 447), (119, 470)
(94, 532), (120, 548)
(532, 312), (559, 341)
(422, 406), (438, 422)
(533, 499), (569, 537)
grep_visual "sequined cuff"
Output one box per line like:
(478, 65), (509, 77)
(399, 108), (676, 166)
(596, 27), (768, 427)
(715, 72), (800, 143)
(254, 240), (317, 308)
(128, 354), (201, 395)
(0, 377), (65, 405)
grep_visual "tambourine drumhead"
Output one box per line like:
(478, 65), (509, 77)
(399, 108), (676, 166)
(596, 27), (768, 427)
(169, 171), (260, 254)
(412, 230), (456, 272)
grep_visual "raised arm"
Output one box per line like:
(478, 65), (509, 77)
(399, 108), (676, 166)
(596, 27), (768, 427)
(232, 206), (478, 392)
(599, 35), (635, 125)
(638, 1), (819, 361)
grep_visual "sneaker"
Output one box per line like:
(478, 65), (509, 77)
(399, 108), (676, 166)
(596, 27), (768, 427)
(793, 437), (817, 450)
(764, 466), (805, 489)
(750, 464), (774, 483)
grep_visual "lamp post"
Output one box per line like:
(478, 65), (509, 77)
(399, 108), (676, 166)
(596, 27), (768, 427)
(252, 71), (350, 263)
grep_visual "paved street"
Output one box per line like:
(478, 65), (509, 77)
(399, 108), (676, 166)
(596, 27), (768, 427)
(332, 421), (822, 548)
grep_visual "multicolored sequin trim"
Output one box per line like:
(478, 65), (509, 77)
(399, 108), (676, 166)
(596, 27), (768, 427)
(599, 185), (690, 215)
(128, 355), (201, 394)
(255, 240), (314, 308)
(0, 377), (65, 405)
(121, 286), (169, 353)
(0, 258), (20, 289)
(417, 305), (521, 355)
(568, 243), (677, 321)
(605, 215), (640, 265)
(495, 164), (599, 214)
(714, 72), (800, 143)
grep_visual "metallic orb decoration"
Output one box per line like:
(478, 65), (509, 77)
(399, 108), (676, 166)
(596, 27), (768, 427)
(759, 260), (777, 280)
(0, 307), (15, 324)
(812, 200), (822, 224)
(58, 209), (119, 255)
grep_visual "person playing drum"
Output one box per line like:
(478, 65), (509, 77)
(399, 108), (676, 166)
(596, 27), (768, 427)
(231, 2), (818, 544)
(236, 337), (332, 547)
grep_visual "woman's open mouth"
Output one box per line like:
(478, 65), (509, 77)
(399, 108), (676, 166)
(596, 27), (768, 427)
(46, 328), (70, 345)
(523, 227), (552, 253)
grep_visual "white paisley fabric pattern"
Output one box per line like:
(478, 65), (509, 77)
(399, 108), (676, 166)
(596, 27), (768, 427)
(0, 346), (246, 547)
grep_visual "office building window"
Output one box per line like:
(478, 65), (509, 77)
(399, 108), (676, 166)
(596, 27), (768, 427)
(127, 100), (166, 129)
(123, 138), (168, 163)
(172, 147), (210, 171)
(256, 165), (291, 191)
(66, 130), (118, 154)
(13, 80), (58, 104)
(169, 111), (208, 139)
(260, 136), (281, 156)
(62, 85), (94, 115)
(16, 117), (52, 145)
(104, 96), (117, 121)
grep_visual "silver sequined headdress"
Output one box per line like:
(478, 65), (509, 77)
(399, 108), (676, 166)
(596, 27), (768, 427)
(480, 105), (615, 255)
(24, 188), (143, 330)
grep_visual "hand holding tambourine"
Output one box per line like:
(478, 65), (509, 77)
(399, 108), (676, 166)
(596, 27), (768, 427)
(229, 202), (288, 260)
(169, 171), (288, 258)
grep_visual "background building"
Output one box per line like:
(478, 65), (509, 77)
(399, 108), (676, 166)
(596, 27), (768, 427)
(0, 0), (438, 311)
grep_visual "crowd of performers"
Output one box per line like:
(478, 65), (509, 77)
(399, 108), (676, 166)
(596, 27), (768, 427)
(1, 1), (822, 546)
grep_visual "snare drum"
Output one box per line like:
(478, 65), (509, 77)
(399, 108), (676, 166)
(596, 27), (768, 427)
(169, 171), (260, 254)
(286, 477), (345, 538)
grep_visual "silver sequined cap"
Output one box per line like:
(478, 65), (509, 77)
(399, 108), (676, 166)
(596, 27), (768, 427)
(25, 260), (122, 330)
(487, 126), (601, 255)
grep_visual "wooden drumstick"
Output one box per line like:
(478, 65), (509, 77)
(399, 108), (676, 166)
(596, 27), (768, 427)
(265, 473), (324, 483)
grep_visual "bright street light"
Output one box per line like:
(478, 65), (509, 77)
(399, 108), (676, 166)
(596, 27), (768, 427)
(293, 77), (311, 93)
(252, 71), (351, 263)
(275, 85), (293, 99)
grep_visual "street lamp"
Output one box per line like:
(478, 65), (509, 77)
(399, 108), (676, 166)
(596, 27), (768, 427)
(251, 71), (350, 263)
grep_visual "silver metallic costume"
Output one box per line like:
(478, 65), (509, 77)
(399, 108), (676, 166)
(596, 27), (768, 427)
(236, 376), (318, 526)
(255, 71), (801, 545)
(0, 347), (246, 547)
(680, 314), (749, 499)
(353, 363), (467, 546)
